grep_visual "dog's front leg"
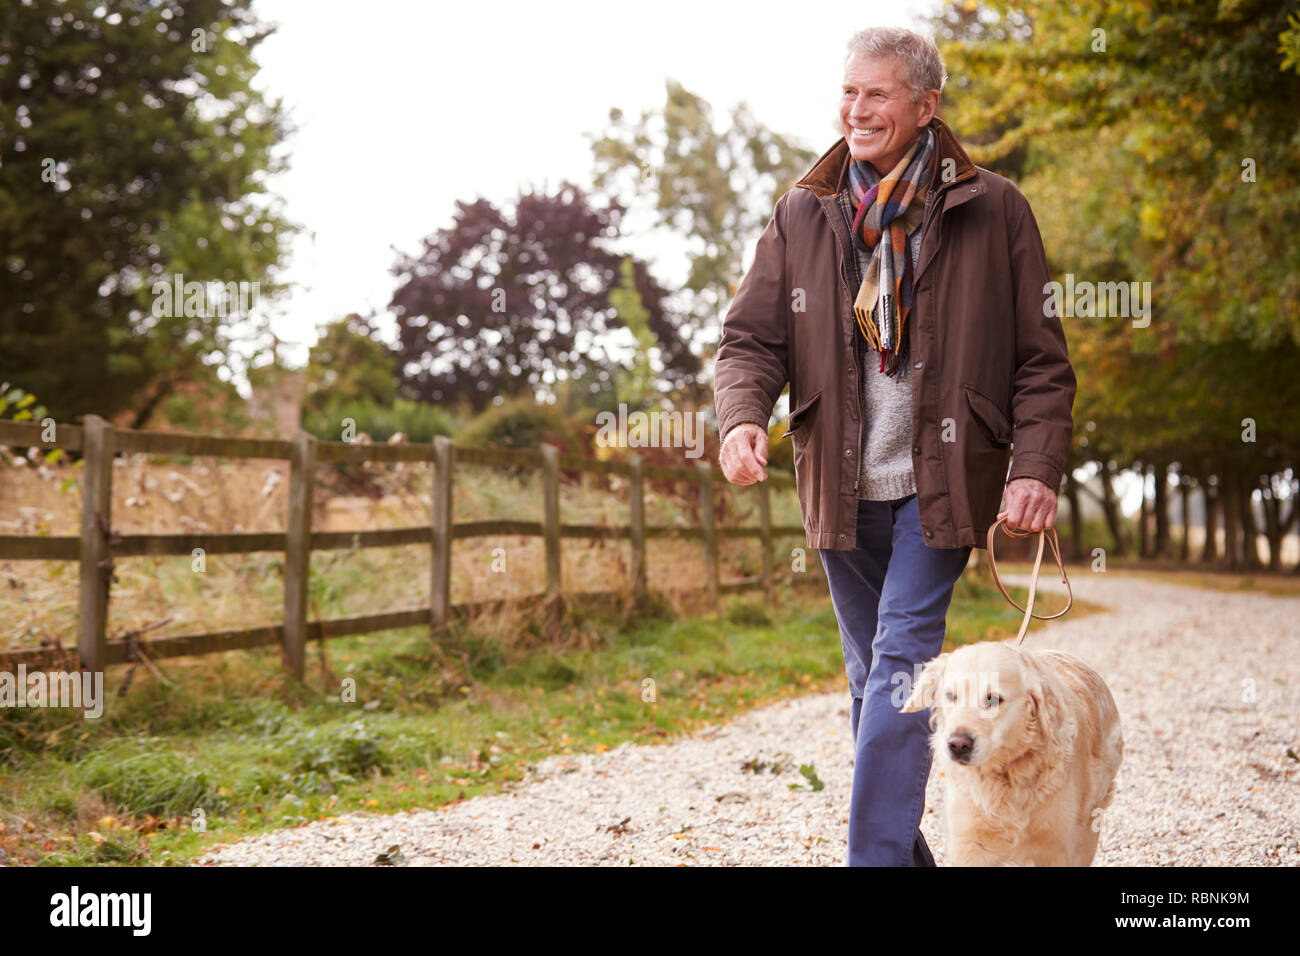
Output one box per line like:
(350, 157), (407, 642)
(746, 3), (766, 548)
(945, 795), (1027, 866)
(947, 834), (1023, 867)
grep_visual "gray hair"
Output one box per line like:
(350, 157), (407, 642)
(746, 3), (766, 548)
(845, 27), (947, 103)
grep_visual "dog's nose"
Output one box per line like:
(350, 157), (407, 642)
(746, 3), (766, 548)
(947, 732), (975, 762)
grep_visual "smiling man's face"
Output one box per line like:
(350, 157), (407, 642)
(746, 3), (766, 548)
(840, 54), (940, 175)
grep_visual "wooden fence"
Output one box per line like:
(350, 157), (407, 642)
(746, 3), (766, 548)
(0, 416), (814, 678)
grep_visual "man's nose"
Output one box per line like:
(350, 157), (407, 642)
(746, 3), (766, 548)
(947, 732), (974, 762)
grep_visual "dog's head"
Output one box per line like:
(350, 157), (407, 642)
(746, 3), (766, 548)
(901, 642), (1053, 769)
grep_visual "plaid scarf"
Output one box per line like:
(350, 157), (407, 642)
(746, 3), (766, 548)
(845, 124), (936, 377)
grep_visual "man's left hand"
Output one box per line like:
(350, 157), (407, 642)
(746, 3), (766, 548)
(1002, 476), (1059, 533)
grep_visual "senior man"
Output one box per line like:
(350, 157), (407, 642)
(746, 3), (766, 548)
(713, 26), (1076, 867)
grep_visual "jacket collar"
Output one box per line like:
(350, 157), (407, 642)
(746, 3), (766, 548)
(794, 114), (977, 200)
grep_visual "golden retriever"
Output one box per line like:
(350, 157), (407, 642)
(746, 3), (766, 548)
(901, 641), (1122, 866)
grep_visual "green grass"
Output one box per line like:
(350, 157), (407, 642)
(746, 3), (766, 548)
(0, 568), (1099, 866)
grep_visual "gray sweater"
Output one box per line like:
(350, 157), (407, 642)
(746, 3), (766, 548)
(840, 198), (922, 502)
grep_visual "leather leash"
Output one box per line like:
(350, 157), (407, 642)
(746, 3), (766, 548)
(985, 510), (1073, 646)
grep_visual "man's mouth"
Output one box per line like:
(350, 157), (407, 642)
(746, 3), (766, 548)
(851, 127), (884, 138)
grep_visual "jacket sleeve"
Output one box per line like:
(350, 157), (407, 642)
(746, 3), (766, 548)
(713, 192), (791, 445)
(1005, 189), (1076, 491)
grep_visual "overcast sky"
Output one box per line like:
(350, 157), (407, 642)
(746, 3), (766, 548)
(246, 0), (935, 364)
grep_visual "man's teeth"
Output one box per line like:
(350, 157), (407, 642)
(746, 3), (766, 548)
(853, 127), (883, 135)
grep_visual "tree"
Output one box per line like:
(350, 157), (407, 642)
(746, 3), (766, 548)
(608, 256), (658, 408)
(302, 313), (399, 415)
(935, 0), (1300, 347)
(388, 181), (698, 414)
(588, 80), (819, 359)
(933, 0), (1300, 568)
(0, 0), (296, 428)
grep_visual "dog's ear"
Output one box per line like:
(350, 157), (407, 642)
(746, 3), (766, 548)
(1026, 656), (1076, 751)
(1025, 663), (1051, 745)
(901, 653), (949, 713)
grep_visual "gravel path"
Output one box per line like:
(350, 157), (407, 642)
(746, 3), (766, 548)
(197, 570), (1299, 866)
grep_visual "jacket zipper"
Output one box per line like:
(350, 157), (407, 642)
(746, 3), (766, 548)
(909, 188), (942, 494)
(848, 248), (865, 489)
(841, 188), (943, 495)
(837, 218), (866, 486)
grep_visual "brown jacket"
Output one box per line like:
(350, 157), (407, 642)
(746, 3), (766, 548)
(713, 116), (1076, 551)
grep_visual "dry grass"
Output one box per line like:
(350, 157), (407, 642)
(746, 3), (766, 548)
(0, 449), (805, 654)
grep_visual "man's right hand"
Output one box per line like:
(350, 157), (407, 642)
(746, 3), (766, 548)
(719, 423), (769, 485)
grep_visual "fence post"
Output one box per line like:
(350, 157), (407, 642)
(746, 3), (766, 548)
(541, 444), (561, 594)
(78, 414), (113, 672)
(430, 435), (453, 636)
(697, 461), (719, 606)
(283, 429), (316, 680)
(628, 452), (647, 601)
(758, 478), (772, 589)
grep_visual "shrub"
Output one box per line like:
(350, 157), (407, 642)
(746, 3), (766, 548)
(457, 393), (584, 480)
(725, 597), (772, 628)
(303, 394), (456, 444)
(458, 393), (581, 455)
(286, 718), (386, 779)
(79, 748), (224, 818)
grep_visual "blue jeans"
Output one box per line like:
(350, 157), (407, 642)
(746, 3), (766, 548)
(818, 494), (971, 867)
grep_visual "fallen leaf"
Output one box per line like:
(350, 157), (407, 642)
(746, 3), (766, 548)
(374, 844), (406, 866)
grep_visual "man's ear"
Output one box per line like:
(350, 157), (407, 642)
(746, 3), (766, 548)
(901, 653), (948, 713)
(918, 89), (941, 127)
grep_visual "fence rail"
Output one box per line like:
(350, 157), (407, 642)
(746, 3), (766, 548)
(0, 417), (813, 677)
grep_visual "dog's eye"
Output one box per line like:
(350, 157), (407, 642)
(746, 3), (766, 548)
(944, 690), (955, 702)
(982, 692), (1003, 708)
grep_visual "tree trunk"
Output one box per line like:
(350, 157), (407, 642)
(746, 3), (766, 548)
(1240, 474), (1262, 569)
(1222, 466), (1241, 569)
(1138, 462), (1151, 559)
(127, 375), (180, 431)
(1259, 476), (1279, 572)
(1063, 470), (1085, 562)
(1099, 460), (1128, 557)
(1276, 477), (1300, 574)
(1201, 477), (1219, 564)
(1179, 471), (1191, 563)
(1154, 461), (1171, 558)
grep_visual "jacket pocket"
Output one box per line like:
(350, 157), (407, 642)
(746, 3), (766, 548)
(963, 385), (1012, 445)
(781, 389), (822, 438)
